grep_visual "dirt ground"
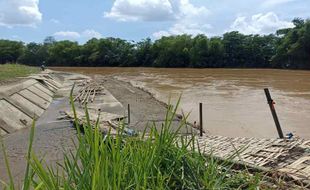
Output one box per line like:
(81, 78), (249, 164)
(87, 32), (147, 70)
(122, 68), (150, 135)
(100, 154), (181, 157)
(0, 78), (27, 86)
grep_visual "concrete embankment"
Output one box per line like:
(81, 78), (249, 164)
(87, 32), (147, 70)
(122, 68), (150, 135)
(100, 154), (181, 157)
(0, 71), (143, 185)
(0, 71), (62, 135)
(0, 70), (122, 184)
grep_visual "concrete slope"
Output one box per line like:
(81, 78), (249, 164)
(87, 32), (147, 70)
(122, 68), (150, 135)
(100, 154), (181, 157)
(0, 71), (62, 135)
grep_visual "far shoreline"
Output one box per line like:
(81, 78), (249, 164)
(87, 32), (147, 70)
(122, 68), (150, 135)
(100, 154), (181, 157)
(51, 66), (310, 73)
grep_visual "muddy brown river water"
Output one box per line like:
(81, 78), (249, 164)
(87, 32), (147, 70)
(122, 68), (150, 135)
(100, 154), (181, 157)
(53, 67), (310, 139)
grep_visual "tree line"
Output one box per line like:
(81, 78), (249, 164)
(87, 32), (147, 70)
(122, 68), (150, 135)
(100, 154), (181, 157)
(0, 18), (309, 69)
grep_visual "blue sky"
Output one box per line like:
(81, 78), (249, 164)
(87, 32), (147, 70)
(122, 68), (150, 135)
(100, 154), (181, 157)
(0, 0), (309, 44)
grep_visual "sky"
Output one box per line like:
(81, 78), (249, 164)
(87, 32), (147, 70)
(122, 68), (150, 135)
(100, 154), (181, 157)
(0, 0), (309, 44)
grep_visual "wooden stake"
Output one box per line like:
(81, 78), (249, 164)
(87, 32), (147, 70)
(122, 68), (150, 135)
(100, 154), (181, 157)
(199, 103), (203, 137)
(128, 104), (131, 124)
(264, 88), (284, 139)
(91, 88), (96, 102)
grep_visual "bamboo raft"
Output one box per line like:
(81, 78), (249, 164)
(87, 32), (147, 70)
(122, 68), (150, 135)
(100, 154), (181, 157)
(195, 135), (310, 185)
(73, 80), (104, 104)
(60, 79), (127, 135)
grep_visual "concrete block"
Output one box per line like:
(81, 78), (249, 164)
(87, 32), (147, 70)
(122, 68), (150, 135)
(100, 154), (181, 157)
(30, 75), (62, 88)
(34, 80), (57, 93)
(28, 86), (53, 102)
(0, 99), (32, 131)
(45, 78), (61, 88)
(10, 93), (45, 116)
(0, 118), (14, 133)
(0, 79), (37, 96)
(0, 128), (7, 135)
(19, 89), (50, 109)
(44, 80), (58, 91)
(98, 90), (121, 103)
(41, 81), (57, 92)
(34, 83), (54, 97)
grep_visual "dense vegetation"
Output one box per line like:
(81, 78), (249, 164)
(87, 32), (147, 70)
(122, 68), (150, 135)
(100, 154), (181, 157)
(0, 18), (309, 69)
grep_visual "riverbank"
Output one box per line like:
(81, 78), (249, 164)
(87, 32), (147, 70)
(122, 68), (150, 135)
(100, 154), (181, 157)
(0, 71), (188, 185)
(1, 70), (309, 188)
(51, 67), (310, 139)
(0, 64), (40, 85)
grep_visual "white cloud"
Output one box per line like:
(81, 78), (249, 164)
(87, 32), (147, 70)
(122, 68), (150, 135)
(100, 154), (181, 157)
(153, 23), (212, 38)
(54, 29), (102, 40)
(105, 0), (212, 38)
(177, 0), (210, 20)
(104, 0), (175, 21)
(0, 0), (42, 27)
(82, 29), (102, 39)
(104, 0), (210, 22)
(229, 12), (294, 35)
(153, 31), (171, 39)
(146, 0), (211, 38)
(54, 31), (81, 39)
(262, 0), (295, 7)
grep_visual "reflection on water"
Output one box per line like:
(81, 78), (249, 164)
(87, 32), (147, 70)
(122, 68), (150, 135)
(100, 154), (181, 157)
(53, 67), (310, 138)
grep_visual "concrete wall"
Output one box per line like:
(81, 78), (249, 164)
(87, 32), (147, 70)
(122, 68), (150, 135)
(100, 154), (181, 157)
(0, 73), (62, 135)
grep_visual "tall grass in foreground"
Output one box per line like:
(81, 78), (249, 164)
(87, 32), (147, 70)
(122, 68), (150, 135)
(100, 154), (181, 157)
(0, 86), (262, 189)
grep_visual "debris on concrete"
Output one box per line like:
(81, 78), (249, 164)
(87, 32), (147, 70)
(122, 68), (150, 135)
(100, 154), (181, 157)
(61, 79), (127, 135)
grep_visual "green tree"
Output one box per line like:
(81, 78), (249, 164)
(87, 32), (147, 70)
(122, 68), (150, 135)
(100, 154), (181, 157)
(153, 35), (192, 67)
(222, 31), (247, 67)
(190, 35), (209, 67)
(18, 42), (48, 66)
(0, 40), (24, 64)
(47, 41), (81, 66)
(81, 38), (100, 67)
(135, 38), (153, 67)
(208, 37), (224, 67)
(272, 19), (310, 69)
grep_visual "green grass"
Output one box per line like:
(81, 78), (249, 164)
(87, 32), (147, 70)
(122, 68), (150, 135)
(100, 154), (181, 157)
(0, 86), (264, 189)
(0, 64), (40, 81)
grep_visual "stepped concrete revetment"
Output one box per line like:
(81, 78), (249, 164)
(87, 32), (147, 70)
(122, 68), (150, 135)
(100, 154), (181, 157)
(0, 71), (62, 135)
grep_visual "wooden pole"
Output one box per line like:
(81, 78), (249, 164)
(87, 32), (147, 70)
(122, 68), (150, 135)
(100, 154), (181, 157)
(127, 104), (131, 124)
(199, 103), (203, 137)
(264, 88), (284, 139)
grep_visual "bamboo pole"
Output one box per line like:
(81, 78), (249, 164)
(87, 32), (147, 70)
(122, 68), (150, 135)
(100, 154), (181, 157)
(264, 88), (284, 139)
(199, 103), (203, 137)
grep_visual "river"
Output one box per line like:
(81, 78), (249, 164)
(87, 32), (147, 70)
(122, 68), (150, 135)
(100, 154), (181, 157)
(53, 67), (310, 139)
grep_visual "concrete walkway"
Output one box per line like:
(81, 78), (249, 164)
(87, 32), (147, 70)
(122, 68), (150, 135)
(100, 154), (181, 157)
(100, 77), (192, 134)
